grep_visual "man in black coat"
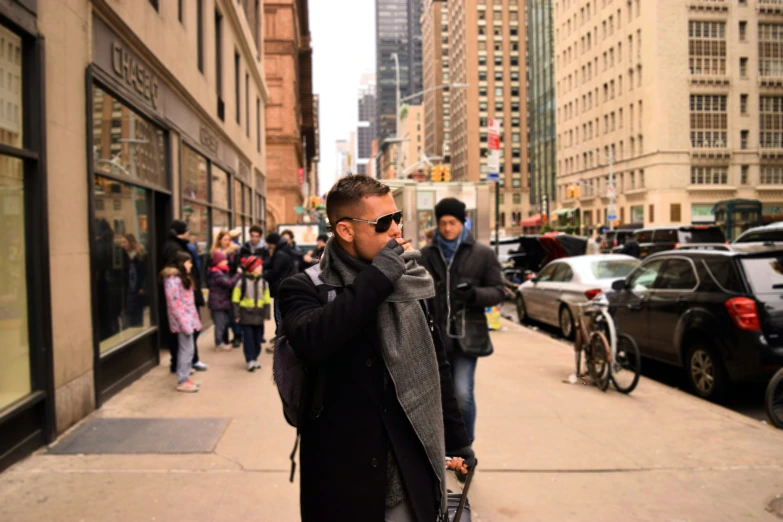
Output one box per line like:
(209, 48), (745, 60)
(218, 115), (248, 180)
(263, 232), (297, 340)
(420, 198), (505, 445)
(279, 176), (473, 522)
(161, 219), (208, 372)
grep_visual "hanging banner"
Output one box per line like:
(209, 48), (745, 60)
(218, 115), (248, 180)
(487, 118), (501, 178)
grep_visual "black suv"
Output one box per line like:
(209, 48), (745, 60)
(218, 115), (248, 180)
(602, 228), (638, 254)
(630, 225), (726, 258)
(607, 249), (783, 401)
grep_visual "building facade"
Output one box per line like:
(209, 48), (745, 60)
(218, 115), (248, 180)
(448, 0), (529, 235)
(356, 73), (376, 176)
(376, 0), (423, 144)
(335, 138), (351, 179)
(422, 0), (451, 160)
(527, 0), (557, 224)
(552, 0), (783, 232)
(0, 0), (268, 471)
(399, 104), (426, 173)
(264, 0), (316, 229)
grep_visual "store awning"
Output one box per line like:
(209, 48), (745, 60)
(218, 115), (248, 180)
(520, 214), (542, 228)
(554, 208), (575, 217)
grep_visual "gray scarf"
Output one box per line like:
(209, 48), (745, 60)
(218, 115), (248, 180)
(319, 239), (446, 511)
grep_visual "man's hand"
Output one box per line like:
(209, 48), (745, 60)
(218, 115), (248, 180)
(454, 284), (477, 304)
(304, 251), (314, 264)
(396, 238), (413, 252)
(372, 239), (406, 283)
(447, 446), (476, 473)
(235, 317), (241, 324)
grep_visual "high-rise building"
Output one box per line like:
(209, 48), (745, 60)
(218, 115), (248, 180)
(399, 105), (426, 174)
(357, 73), (377, 176)
(448, 0), (529, 234)
(526, 0), (557, 221)
(376, 0), (424, 144)
(422, 0), (451, 160)
(265, 0), (316, 228)
(336, 139), (351, 179)
(553, 0), (783, 232)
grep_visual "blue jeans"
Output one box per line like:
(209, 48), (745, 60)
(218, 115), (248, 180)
(241, 324), (263, 363)
(449, 352), (478, 443)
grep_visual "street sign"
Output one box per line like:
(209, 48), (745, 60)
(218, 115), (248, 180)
(486, 172), (499, 182)
(608, 203), (618, 221)
(606, 183), (616, 199)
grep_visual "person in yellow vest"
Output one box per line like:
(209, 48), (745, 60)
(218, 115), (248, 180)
(232, 256), (271, 372)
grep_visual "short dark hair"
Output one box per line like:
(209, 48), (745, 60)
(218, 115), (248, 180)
(249, 225), (263, 236)
(266, 232), (281, 245)
(326, 176), (391, 225)
(281, 229), (294, 239)
(317, 234), (329, 243)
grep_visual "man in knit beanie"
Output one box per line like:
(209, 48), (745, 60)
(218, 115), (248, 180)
(420, 197), (505, 450)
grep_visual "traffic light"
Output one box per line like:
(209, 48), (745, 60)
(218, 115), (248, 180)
(442, 166), (451, 182)
(431, 165), (443, 182)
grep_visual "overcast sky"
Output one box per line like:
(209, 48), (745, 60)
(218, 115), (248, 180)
(310, 0), (376, 195)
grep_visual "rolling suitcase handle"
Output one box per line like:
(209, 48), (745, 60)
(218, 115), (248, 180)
(446, 458), (477, 522)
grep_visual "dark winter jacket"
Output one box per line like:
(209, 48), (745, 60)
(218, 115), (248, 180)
(421, 233), (505, 356)
(263, 244), (297, 298)
(279, 265), (470, 522)
(162, 234), (205, 307)
(207, 267), (241, 311)
(622, 238), (641, 259)
(239, 240), (269, 264)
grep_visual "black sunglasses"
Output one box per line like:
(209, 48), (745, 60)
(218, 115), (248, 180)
(334, 211), (403, 233)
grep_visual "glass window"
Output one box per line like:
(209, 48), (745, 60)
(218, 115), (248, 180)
(628, 259), (665, 290)
(92, 86), (167, 188)
(93, 176), (154, 353)
(182, 145), (208, 201)
(234, 178), (243, 214)
(655, 259), (698, 290)
(536, 262), (559, 282)
(553, 264), (574, 282)
(701, 257), (743, 293)
(740, 256), (783, 294)
(212, 165), (230, 208)
(212, 208), (230, 239)
(0, 155), (29, 408)
(590, 260), (639, 280)
(0, 27), (22, 148)
(653, 229), (678, 243)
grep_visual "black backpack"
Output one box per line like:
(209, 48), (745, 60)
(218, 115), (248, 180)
(272, 265), (336, 482)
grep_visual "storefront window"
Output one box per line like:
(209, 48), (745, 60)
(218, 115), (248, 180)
(0, 156), (29, 409)
(213, 208), (230, 239)
(93, 87), (166, 188)
(182, 145), (208, 201)
(93, 176), (153, 353)
(0, 27), (23, 149)
(212, 165), (230, 208)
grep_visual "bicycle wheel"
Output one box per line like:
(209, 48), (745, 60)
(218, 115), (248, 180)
(587, 331), (611, 391)
(611, 333), (642, 394)
(765, 368), (783, 429)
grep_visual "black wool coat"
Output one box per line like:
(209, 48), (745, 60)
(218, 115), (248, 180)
(279, 264), (470, 522)
(420, 234), (505, 356)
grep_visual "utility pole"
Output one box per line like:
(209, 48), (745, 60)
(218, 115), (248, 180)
(392, 52), (401, 179)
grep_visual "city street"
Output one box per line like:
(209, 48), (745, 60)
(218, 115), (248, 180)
(1, 318), (781, 522)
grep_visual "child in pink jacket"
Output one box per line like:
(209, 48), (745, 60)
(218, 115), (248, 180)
(162, 251), (203, 392)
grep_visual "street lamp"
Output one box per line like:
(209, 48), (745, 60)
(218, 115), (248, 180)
(564, 145), (616, 231)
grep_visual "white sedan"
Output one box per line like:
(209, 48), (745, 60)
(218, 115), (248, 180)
(515, 254), (640, 339)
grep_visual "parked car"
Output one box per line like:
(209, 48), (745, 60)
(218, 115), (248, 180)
(628, 225), (726, 258)
(731, 222), (783, 253)
(515, 254), (640, 339)
(607, 249), (783, 401)
(602, 226), (642, 253)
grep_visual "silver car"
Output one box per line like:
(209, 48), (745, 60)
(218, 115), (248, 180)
(732, 222), (783, 253)
(515, 254), (640, 339)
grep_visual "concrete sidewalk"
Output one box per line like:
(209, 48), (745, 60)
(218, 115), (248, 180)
(0, 317), (781, 521)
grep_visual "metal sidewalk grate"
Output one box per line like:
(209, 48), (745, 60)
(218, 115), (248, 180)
(48, 418), (230, 455)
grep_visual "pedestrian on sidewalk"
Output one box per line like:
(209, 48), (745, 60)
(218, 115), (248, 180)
(279, 176), (474, 522)
(263, 232), (296, 348)
(302, 234), (328, 268)
(207, 250), (241, 352)
(232, 255), (270, 372)
(211, 229), (242, 348)
(420, 198), (505, 446)
(239, 225), (270, 344)
(161, 251), (203, 393)
(162, 220), (208, 373)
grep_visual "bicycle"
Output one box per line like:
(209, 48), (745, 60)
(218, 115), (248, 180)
(766, 367), (783, 429)
(574, 294), (642, 394)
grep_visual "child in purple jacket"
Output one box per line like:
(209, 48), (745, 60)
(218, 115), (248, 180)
(208, 250), (241, 351)
(162, 251), (203, 393)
